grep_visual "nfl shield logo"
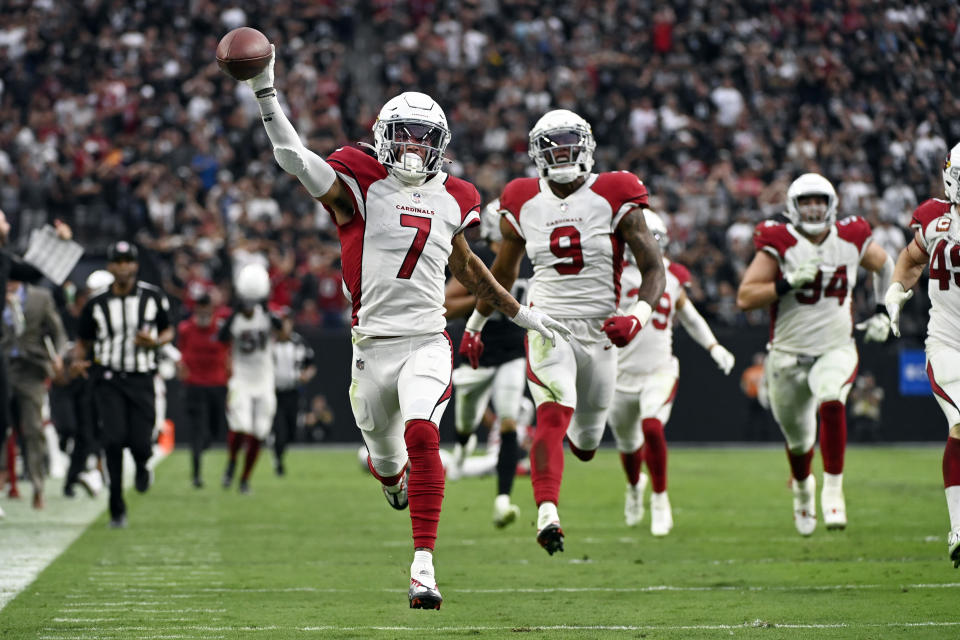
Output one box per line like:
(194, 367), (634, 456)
(412, 192), (422, 204)
(355, 358), (365, 370)
(559, 202), (568, 213)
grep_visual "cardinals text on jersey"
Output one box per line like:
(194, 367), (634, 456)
(912, 199), (960, 351)
(753, 216), (872, 355)
(498, 171), (648, 320)
(326, 146), (480, 337)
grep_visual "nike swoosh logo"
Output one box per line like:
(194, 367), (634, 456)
(629, 318), (639, 333)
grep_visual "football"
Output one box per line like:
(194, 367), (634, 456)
(215, 27), (272, 81)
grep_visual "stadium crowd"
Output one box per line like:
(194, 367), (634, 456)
(0, 0), (957, 332)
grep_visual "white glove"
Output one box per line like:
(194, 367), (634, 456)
(512, 306), (571, 346)
(884, 282), (914, 338)
(244, 44), (276, 93)
(709, 344), (735, 375)
(785, 259), (820, 289)
(855, 312), (891, 343)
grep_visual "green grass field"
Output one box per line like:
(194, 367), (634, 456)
(0, 445), (957, 639)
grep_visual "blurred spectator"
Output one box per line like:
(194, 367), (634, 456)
(850, 372), (884, 443)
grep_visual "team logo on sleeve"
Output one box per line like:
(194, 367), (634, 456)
(937, 217), (952, 232)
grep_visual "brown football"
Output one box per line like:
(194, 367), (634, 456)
(216, 27), (271, 81)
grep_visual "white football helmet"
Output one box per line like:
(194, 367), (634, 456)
(373, 92), (450, 185)
(785, 173), (838, 235)
(643, 209), (669, 251)
(943, 141), (960, 204)
(528, 109), (596, 184)
(85, 269), (114, 291)
(235, 263), (270, 302)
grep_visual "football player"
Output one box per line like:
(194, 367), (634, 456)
(885, 141), (960, 567)
(235, 47), (569, 608)
(736, 173), (894, 536)
(608, 209), (735, 536)
(445, 200), (529, 528)
(219, 262), (280, 495)
(461, 109), (666, 555)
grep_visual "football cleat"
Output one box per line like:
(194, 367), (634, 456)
(239, 480), (252, 495)
(949, 527), (960, 568)
(408, 570), (442, 609)
(792, 475), (817, 536)
(222, 461), (236, 489)
(536, 502), (564, 555)
(650, 491), (673, 537)
(134, 465), (153, 493)
(624, 473), (649, 527)
(108, 514), (128, 529)
(382, 471), (408, 510)
(492, 494), (520, 528)
(821, 484), (847, 530)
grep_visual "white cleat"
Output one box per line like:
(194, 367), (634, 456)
(382, 470), (408, 510)
(492, 494), (520, 528)
(624, 473), (648, 527)
(792, 475), (817, 536)
(821, 485), (847, 530)
(949, 527), (960, 569)
(650, 491), (673, 537)
(408, 566), (442, 610)
(536, 501), (564, 555)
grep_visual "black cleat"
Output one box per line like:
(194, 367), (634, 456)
(222, 461), (236, 489)
(408, 578), (442, 610)
(537, 523), (565, 555)
(134, 466), (152, 493)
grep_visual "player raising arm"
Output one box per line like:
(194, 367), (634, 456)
(884, 142), (960, 568)
(737, 173), (894, 537)
(234, 44), (568, 609)
(462, 110), (665, 555)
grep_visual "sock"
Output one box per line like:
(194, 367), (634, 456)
(496, 430), (518, 496)
(642, 418), (667, 493)
(943, 438), (960, 530)
(786, 446), (814, 481)
(568, 440), (596, 461)
(823, 471), (843, 492)
(530, 402), (573, 506)
(405, 419), (445, 551)
(240, 436), (261, 482)
(226, 430), (242, 463)
(620, 448), (644, 486)
(819, 400), (847, 475)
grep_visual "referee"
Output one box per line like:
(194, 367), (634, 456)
(271, 310), (315, 476)
(73, 241), (173, 528)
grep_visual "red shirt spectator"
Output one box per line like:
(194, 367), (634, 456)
(177, 302), (230, 387)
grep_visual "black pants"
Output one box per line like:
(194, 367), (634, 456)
(93, 373), (155, 518)
(185, 384), (227, 479)
(50, 378), (100, 490)
(272, 389), (300, 462)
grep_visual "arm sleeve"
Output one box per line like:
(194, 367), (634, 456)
(872, 254), (895, 306)
(77, 301), (97, 341)
(256, 94), (336, 197)
(676, 300), (720, 351)
(154, 292), (171, 332)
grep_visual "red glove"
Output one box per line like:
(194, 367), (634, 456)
(602, 315), (642, 347)
(459, 330), (484, 369)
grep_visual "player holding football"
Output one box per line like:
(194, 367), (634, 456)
(608, 209), (735, 537)
(462, 109), (666, 555)
(884, 141), (960, 567)
(736, 173), (894, 536)
(235, 47), (569, 608)
(219, 263), (280, 495)
(445, 199), (529, 528)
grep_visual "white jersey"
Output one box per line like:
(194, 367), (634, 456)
(326, 146), (481, 337)
(219, 305), (278, 389)
(911, 198), (960, 351)
(617, 257), (691, 382)
(753, 217), (873, 356)
(499, 172), (648, 319)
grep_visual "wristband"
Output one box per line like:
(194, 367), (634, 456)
(775, 279), (791, 296)
(628, 300), (653, 326)
(465, 309), (490, 333)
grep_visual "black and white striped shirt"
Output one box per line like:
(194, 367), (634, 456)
(272, 333), (314, 392)
(78, 281), (171, 374)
